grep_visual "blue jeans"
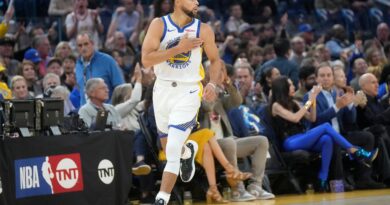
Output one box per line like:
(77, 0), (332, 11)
(283, 123), (353, 180)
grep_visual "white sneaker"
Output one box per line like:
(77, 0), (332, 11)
(230, 189), (256, 202)
(247, 183), (275, 200)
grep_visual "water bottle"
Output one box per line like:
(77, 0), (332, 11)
(183, 191), (193, 205)
(222, 187), (231, 201)
(306, 184), (314, 195)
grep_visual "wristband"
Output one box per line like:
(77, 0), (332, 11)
(208, 82), (217, 89)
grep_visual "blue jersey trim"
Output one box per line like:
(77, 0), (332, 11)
(167, 14), (195, 33)
(196, 19), (201, 38)
(161, 16), (167, 42)
(168, 116), (197, 131)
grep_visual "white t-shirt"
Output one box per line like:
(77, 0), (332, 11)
(65, 9), (102, 50)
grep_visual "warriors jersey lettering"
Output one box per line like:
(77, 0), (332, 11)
(154, 15), (205, 83)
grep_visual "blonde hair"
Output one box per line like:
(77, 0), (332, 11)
(10, 75), (26, 90)
(54, 41), (72, 60)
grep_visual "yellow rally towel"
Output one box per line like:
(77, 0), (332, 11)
(159, 128), (215, 165)
(0, 22), (8, 38)
(0, 82), (12, 99)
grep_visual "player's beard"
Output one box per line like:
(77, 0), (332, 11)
(182, 6), (198, 18)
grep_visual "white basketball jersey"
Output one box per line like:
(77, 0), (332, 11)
(154, 15), (204, 83)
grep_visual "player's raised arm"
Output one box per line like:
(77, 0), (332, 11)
(201, 23), (221, 102)
(142, 18), (203, 68)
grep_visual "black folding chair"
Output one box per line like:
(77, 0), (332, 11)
(258, 106), (319, 194)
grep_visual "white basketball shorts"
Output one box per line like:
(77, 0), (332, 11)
(153, 78), (203, 137)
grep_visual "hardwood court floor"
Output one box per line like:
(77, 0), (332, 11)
(194, 189), (390, 205)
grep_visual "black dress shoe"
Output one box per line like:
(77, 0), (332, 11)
(355, 180), (387, 189)
(315, 180), (329, 193)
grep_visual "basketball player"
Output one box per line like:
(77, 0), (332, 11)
(142, 0), (221, 204)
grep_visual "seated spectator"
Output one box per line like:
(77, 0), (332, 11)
(0, 37), (20, 77)
(32, 35), (52, 78)
(234, 59), (268, 111)
(366, 47), (387, 80)
(357, 73), (390, 184)
(271, 76), (377, 191)
(37, 73), (61, 98)
(259, 67), (280, 99)
(54, 41), (73, 61)
(300, 57), (320, 68)
(350, 58), (368, 91)
(201, 63), (274, 201)
(61, 55), (76, 91)
(298, 23), (315, 47)
(248, 46), (264, 69)
(111, 64), (143, 131)
(51, 85), (76, 116)
(376, 23), (390, 48)
(106, 31), (137, 81)
(357, 73), (390, 129)
(294, 65), (316, 103)
(46, 58), (63, 77)
(262, 44), (276, 63)
(289, 36), (307, 66)
(314, 44), (332, 65)
(303, 64), (385, 189)
(23, 48), (42, 71)
(10, 75), (31, 100)
(333, 65), (350, 92)
(78, 78), (122, 129)
(62, 55), (76, 74)
(18, 60), (43, 97)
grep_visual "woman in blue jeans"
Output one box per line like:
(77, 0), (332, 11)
(270, 76), (378, 191)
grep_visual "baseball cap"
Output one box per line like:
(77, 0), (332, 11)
(299, 23), (314, 33)
(24, 48), (42, 63)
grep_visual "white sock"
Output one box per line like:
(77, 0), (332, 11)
(156, 191), (170, 204)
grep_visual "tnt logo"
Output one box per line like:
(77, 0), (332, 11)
(15, 153), (84, 199)
(98, 159), (115, 185)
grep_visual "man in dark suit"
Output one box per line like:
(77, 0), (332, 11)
(303, 64), (385, 190)
(357, 73), (390, 183)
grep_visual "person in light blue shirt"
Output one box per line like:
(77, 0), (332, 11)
(75, 33), (125, 106)
(107, 0), (141, 40)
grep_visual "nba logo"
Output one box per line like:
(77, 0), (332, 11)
(15, 153), (84, 199)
